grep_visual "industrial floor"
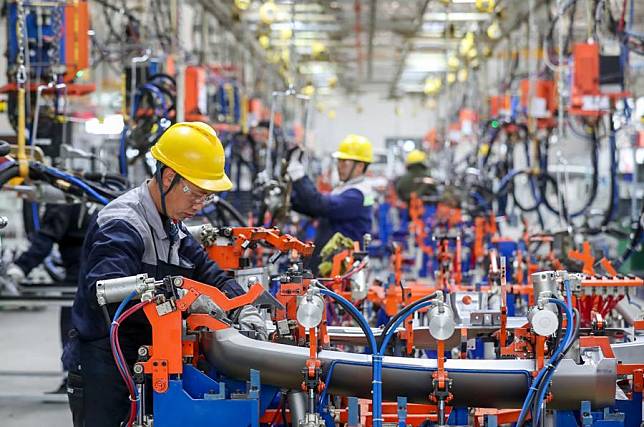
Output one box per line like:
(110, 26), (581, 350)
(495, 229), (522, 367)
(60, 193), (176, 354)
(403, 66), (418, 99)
(0, 306), (71, 426)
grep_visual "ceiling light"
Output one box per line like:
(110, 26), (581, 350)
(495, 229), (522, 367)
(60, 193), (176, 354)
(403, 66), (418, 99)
(447, 72), (456, 84)
(447, 55), (460, 71)
(311, 41), (326, 58)
(457, 69), (468, 82)
(280, 28), (293, 40)
(301, 84), (316, 97)
(234, 0), (251, 11)
(258, 34), (270, 49)
(459, 32), (475, 56)
(486, 21), (502, 40)
(259, 1), (278, 25)
(475, 0), (495, 13)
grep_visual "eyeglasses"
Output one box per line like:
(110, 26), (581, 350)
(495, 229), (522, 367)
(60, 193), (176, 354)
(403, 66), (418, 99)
(181, 179), (216, 204)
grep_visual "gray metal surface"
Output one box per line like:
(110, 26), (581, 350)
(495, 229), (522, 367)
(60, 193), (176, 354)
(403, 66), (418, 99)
(322, 318), (528, 350)
(202, 328), (616, 409)
(611, 340), (644, 365)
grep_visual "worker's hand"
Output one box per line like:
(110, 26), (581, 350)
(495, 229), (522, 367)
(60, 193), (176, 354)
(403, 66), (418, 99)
(178, 289), (226, 319)
(0, 264), (23, 296)
(237, 305), (268, 341)
(286, 148), (305, 182)
(6, 263), (25, 284)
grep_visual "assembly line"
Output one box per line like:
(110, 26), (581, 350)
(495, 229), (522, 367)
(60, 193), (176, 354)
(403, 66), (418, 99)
(0, 1), (643, 427)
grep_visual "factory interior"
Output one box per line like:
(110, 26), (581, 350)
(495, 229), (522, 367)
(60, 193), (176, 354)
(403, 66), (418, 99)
(0, 0), (643, 426)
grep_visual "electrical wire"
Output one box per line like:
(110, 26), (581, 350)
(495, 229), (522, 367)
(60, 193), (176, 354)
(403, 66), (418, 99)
(110, 293), (152, 427)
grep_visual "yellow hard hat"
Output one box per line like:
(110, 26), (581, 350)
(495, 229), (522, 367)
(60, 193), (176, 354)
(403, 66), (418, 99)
(332, 134), (373, 163)
(405, 149), (426, 165)
(150, 122), (233, 192)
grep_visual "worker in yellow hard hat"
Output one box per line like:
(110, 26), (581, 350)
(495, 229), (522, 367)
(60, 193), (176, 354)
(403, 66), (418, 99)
(395, 149), (436, 204)
(287, 134), (375, 272)
(66, 122), (266, 426)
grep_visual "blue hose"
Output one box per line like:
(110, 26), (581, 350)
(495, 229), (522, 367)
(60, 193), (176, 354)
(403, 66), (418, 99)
(531, 298), (575, 425)
(318, 288), (380, 425)
(517, 295), (574, 426)
(31, 202), (41, 231)
(44, 166), (110, 205)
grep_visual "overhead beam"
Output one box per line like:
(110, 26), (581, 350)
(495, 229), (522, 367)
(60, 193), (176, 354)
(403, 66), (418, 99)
(387, 0), (432, 98)
(199, 0), (285, 86)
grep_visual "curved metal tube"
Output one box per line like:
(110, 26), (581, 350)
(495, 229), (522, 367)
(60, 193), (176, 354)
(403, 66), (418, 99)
(202, 329), (616, 409)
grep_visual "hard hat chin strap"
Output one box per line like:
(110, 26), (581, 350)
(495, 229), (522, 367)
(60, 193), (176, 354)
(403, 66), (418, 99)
(155, 161), (181, 218)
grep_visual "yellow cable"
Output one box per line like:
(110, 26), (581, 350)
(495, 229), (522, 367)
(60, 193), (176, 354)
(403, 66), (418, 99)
(17, 86), (28, 178)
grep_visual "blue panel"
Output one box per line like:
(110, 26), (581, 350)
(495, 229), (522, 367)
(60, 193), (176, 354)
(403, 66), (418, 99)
(154, 380), (259, 427)
(447, 407), (469, 425)
(182, 364), (222, 399)
(555, 410), (580, 426)
(397, 396), (407, 427)
(613, 392), (642, 427)
(348, 396), (360, 426)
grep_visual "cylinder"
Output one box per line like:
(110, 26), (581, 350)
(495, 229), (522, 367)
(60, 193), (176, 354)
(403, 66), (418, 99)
(428, 304), (455, 341)
(531, 271), (558, 302)
(296, 290), (325, 329)
(528, 307), (560, 337)
(96, 274), (149, 305)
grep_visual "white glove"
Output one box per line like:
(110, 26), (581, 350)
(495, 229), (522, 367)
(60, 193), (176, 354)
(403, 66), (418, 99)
(6, 263), (25, 283)
(178, 289), (226, 319)
(237, 305), (268, 341)
(287, 158), (305, 182)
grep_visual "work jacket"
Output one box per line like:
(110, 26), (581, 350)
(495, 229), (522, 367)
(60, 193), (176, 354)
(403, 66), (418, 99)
(70, 182), (242, 361)
(291, 175), (374, 272)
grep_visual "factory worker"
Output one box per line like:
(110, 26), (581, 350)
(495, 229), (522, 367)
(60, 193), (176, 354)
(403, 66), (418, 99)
(395, 149), (436, 204)
(65, 122), (266, 427)
(287, 134), (374, 273)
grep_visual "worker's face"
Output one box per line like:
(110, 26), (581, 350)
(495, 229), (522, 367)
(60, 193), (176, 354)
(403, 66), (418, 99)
(162, 169), (214, 221)
(337, 159), (365, 182)
(250, 126), (269, 145)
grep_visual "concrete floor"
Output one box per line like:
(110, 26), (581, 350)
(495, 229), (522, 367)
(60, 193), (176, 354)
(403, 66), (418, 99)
(0, 306), (71, 426)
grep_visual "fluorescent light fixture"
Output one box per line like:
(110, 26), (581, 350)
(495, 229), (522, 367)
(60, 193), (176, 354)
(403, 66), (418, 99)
(424, 12), (491, 21)
(85, 114), (125, 135)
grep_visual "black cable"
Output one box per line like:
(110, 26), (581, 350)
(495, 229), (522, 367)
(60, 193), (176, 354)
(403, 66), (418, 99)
(281, 391), (288, 427)
(214, 197), (247, 226)
(614, 204), (644, 268)
(601, 118), (618, 227)
(0, 164), (19, 188)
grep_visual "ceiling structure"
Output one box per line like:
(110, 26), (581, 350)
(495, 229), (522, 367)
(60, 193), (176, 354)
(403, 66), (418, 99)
(229, 0), (518, 98)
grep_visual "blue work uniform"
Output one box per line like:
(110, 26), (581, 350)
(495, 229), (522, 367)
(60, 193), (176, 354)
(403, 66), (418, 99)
(66, 181), (243, 427)
(291, 175), (374, 272)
